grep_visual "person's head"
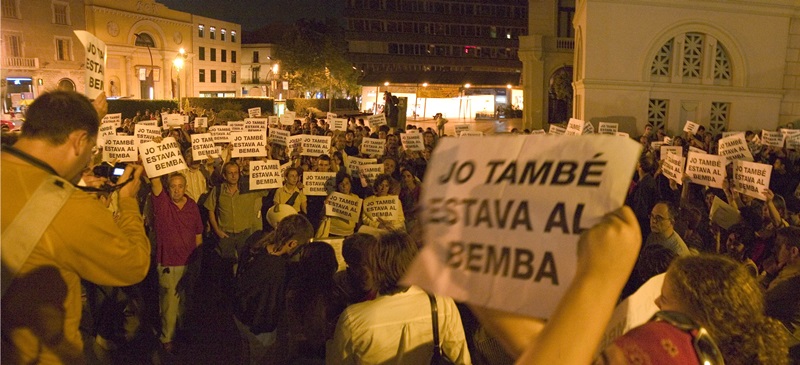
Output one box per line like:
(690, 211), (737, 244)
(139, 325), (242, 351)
(222, 161), (240, 185)
(297, 241), (338, 279)
(637, 154), (656, 176)
(317, 154), (332, 172)
(166, 173), (187, 203)
(378, 129), (387, 140)
(374, 174), (391, 196)
(633, 244), (678, 287)
(644, 124), (653, 135)
(183, 148), (198, 168)
(725, 222), (756, 259)
(342, 233), (380, 294)
(423, 131), (436, 146)
(284, 167), (299, 186)
(374, 231), (419, 295)
(332, 151), (343, 167)
(20, 91), (101, 182)
(775, 226), (800, 267)
(336, 171), (352, 194)
(401, 168), (416, 188)
(650, 201), (677, 236)
(345, 130), (355, 142)
(335, 134), (346, 149)
(267, 214), (314, 256)
(382, 156), (397, 175)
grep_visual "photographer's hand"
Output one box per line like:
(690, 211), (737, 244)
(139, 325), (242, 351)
(117, 164), (143, 199)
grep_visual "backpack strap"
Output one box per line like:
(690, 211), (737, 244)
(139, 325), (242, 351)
(2, 175), (75, 297)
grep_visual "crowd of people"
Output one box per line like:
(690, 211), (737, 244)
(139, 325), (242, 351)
(2, 90), (798, 364)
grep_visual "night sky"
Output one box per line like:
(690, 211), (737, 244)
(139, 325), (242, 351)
(158, 0), (344, 31)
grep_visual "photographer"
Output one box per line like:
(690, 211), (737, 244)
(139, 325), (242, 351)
(1, 91), (150, 364)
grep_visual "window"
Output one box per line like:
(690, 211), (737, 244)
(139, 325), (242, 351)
(4, 33), (21, 57)
(52, 1), (69, 25)
(252, 66), (260, 83)
(2, 0), (19, 18)
(232, 71), (236, 83)
(714, 44), (732, 84)
(198, 24), (204, 38)
(557, 5), (574, 38)
(221, 70), (227, 83)
(650, 32), (733, 85)
(210, 48), (216, 61)
(648, 99), (669, 131)
(231, 50), (237, 63)
(199, 69), (205, 82)
(710, 102), (730, 135)
(651, 39), (673, 78)
(199, 47), (205, 60)
(210, 26), (216, 40)
(221, 29), (226, 41)
(253, 51), (259, 63)
(211, 70), (216, 82)
(231, 31), (236, 43)
(55, 37), (71, 60)
(682, 33), (703, 79)
(221, 49), (226, 62)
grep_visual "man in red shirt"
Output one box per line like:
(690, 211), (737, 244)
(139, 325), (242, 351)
(150, 172), (203, 352)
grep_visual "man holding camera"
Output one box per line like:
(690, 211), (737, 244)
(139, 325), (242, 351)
(1, 91), (150, 364)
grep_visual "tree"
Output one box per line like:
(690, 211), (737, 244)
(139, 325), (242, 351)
(276, 19), (360, 98)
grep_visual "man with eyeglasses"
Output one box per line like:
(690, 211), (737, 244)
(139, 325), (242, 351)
(645, 201), (691, 257)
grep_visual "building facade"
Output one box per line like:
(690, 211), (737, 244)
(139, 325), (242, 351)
(344, 0), (527, 119)
(192, 15), (241, 98)
(240, 42), (280, 98)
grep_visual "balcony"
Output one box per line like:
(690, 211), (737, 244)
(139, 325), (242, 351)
(4, 57), (39, 69)
(555, 38), (574, 51)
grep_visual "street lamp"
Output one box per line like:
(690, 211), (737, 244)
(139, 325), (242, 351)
(173, 48), (187, 110)
(134, 33), (154, 99)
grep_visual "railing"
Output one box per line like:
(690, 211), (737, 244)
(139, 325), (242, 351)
(555, 38), (574, 51)
(4, 57), (38, 69)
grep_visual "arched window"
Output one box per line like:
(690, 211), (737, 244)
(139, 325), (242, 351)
(649, 32), (731, 86)
(57, 78), (75, 91)
(134, 33), (155, 48)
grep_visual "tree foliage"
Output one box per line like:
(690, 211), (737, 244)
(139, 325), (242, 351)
(276, 19), (360, 98)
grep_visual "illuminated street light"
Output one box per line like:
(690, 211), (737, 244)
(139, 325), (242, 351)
(422, 82), (428, 87)
(384, 81), (390, 86)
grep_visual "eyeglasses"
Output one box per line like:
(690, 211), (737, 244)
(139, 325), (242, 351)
(649, 214), (670, 223)
(650, 311), (725, 365)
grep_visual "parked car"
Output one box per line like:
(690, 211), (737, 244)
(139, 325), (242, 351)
(1, 114), (23, 131)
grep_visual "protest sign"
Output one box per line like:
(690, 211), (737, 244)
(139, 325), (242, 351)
(787, 134), (800, 150)
(194, 117), (208, 128)
(330, 118), (348, 131)
(327, 112), (337, 120)
(718, 133), (753, 163)
(325, 192), (362, 221)
(102, 113), (122, 128)
(650, 141), (665, 150)
(360, 137), (385, 156)
(344, 155), (378, 176)
(268, 116), (280, 126)
(363, 196), (401, 222)
(284, 111), (297, 119)
(134, 124), (161, 145)
(688, 146), (706, 154)
(301, 135), (332, 157)
(367, 114), (387, 128)
(548, 125), (566, 135)
(280, 114), (295, 126)
(269, 128), (290, 146)
(302, 171), (337, 196)
(661, 152), (684, 185)
(165, 114), (183, 128)
(598, 122), (618, 135)
(402, 135), (641, 318)
(74, 31), (106, 99)
(209, 125), (231, 144)
(616, 132), (630, 138)
(286, 135), (303, 156)
(103, 135), (138, 162)
(598, 274), (664, 354)
(780, 128), (800, 140)
(358, 163), (384, 182)
(139, 137), (187, 178)
(248, 107), (261, 117)
(564, 118), (587, 136)
(761, 130), (785, 148)
(228, 121), (245, 132)
(683, 120), (701, 135)
(660, 146), (682, 160)
(685, 151), (726, 189)
(710, 196), (742, 229)
(454, 124), (471, 135)
(249, 160), (283, 190)
(531, 129), (546, 135)
(583, 121), (595, 134)
(279, 161), (292, 181)
(460, 131), (484, 137)
(732, 160), (772, 201)
(722, 131), (744, 139)
(401, 133), (425, 151)
(190, 133), (220, 161)
(97, 123), (116, 147)
(244, 118), (268, 132)
(231, 131), (267, 158)
(138, 120), (158, 127)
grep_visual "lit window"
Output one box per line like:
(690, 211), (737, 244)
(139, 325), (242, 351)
(198, 24), (204, 38)
(231, 31), (236, 43)
(221, 29), (226, 41)
(210, 26), (216, 40)
(199, 69), (205, 82)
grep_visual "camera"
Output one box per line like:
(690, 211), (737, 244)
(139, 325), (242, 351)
(93, 162), (127, 183)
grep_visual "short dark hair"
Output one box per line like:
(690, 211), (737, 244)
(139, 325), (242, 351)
(776, 226), (800, 249)
(21, 90), (100, 144)
(373, 174), (391, 191)
(656, 200), (678, 222)
(375, 231), (419, 295)
(272, 214), (314, 253)
(317, 154), (331, 162)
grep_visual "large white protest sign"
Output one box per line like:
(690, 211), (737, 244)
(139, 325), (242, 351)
(787, 134), (800, 150)
(598, 122), (619, 135)
(660, 146), (682, 160)
(650, 141), (665, 151)
(762, 130), (785, 148)
(102, 113), (122, 128)
(363, 196), (401, 222)
(685, 151), (726, 189)
(718, 133), (754, 163)
(460, 131), (484, 137)
(165, 114), (183, 127)
(710, 196), (742, 229)
(401, 133), (425, 151)
(326, 192), (362, 221)
(190, 133), (220, 161)
(280, 114), (295, 126)
(249, 160), (283, 190)
(97, 123), (116, 147)
(139, 137), (187, 178)
(683, 120), (701, 135)
(732, 160), (772, 201)
(301, 135), (332, 156)
(531, 130), (546, 135)
(402, 135), (641, 318)
(209, 125), (231, 144)
(367, 114), (387, 128)
(548, 125), (566, 135)
(231, 131), (267, 158)
(269, 128), (290, 146)
(103, 136), (138, 162)
(661, 152), (685, 185)
(598, 274), (664, 354)
(74, 31), (106, 99)
(134, 124), (161, 145)
(228, 121), (245, 132)
(268, 116), (280, 127)
(722, 131), (744, 139)
(358, 163), (384, 182)
(302, 171), (337, 196)
(454, 124), (471, 135)
(344, 155), (377, 176)
(194, 117), (208, 128)
(283, 111), (296, 119)
(360, 137), (385, 156)
(244, 118), (268, 132)
(330, 118), (348, 132)
(286, 135), (303, 156)
(248, 107), (261, 117)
